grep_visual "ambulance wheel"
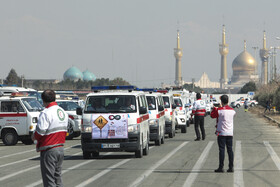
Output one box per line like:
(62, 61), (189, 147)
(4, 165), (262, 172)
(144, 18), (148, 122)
(135, 144), (143, 158)
(92, 151), (99, 158)
(169, 132), (174, 138)
(66, 121), (75, 140)
(161, 135), (165, 144)
(181, 126), (187, 133)
(22, 138), (34, 145)
(143, 142), (149, 156)
(155, 139), (161, 146)
(83, 151), (92, 159)
(2, 129), (18, 146)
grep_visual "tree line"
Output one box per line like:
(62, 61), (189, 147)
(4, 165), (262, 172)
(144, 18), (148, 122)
(3, 69), (130, 90)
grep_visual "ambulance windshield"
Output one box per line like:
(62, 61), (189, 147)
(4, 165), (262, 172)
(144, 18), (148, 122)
(22, 98), (44, 112)
(84, 95), (136, 113)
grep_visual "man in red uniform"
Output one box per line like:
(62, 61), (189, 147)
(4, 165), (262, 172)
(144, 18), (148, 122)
(211, 95), (236, 173)
(191, 93), (206, 141)
(32, 89), (68, 186)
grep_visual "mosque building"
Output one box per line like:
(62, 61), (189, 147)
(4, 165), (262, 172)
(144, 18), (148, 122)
(63, 66), (96, 81)
(229, 40), (259, 87)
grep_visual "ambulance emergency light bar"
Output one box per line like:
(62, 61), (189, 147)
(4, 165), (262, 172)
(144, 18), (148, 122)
(138, 88), (157, 92)
(91, 85), (136, 91)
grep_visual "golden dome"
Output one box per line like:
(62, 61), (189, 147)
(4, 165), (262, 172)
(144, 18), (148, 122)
(232, 51), (256, 72)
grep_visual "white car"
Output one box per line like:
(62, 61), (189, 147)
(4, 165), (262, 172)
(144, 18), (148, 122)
(56, 100), (82, 140)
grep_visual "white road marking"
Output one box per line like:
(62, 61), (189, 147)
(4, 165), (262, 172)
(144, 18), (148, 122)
(129, 141), (188, 187)
(0, 145), (80, 182)
(264, 141), (280, 170)
(76, 159), (131, 187)
(234, 141), (244, 187)
(0, 144), (79, 168)
(26, 152), (113, 187)
(183, 141), (214, 187)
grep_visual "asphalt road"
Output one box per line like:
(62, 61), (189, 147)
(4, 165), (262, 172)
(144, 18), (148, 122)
(1, 108), (280, 187)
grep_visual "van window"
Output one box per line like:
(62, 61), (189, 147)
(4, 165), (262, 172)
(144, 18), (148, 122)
(163, 96), (170, 108)
(85, 95), (136, 113)
(147, 96), (156, 110)
(1, 101), (25, 113)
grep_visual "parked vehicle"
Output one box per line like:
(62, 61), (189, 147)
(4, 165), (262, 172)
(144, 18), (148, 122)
(77, 86), (150, 159)
(0, 92), (43, 145)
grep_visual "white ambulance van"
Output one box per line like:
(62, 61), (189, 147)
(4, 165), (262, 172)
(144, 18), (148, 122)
(0, 92), (43, 145)
(173, 95), (189, 133)
(159, 91), (176, 138)
(76, 86), (150, 159)
(144, 90), (165, 146)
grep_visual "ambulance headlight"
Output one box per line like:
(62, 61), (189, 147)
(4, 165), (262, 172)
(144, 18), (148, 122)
(148, 119), (158, 126)
(128, 124), (139, 132)
(82, 125), (92, 133)
(32, 117), (38, 123)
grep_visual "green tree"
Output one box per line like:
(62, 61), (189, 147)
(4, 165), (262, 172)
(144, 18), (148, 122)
(5, 69), (21, 86)
(182, 83), (203, 93)
(239, 81), (257, 94)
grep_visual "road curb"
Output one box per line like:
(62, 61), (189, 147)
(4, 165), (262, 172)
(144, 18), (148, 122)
(263, 114), (280, 127)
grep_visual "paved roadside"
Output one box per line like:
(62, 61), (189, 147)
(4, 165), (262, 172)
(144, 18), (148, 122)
(249, 105), (280, 127)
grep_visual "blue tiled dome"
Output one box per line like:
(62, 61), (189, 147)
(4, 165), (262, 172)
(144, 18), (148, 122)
(63, 66), (83, 81)
(83, 70), (96, 81)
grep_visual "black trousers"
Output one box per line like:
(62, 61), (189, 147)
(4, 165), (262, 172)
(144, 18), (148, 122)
(194, 115), (205, 139)
(217, 136), (234, 169)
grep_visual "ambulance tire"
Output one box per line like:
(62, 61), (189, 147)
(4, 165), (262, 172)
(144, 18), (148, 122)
(143, 141), (149, 156)
(181, 126), (187, 133)
(66, 121), (75, 140)
(2, 129), (18, 146)
(83, 151), (92, 159)
(161, 134), (165, 144)
(169, 132), (174, 138)
(22, 138), (34, 145)
(135, 144), (143, 158)
(155, 139), (161, 146)
(92, 151), (99, 158)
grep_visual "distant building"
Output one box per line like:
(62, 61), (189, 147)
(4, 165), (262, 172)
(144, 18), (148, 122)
(63, 66), (96, 81)
(229, 41), (259, 88)
(184, 72), (219, 89)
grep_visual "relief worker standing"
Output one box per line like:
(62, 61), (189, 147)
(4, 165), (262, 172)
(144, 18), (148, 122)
(191, 93), (206, 141)
(210, 95), (236, 173)
(32, 89), (68, 186)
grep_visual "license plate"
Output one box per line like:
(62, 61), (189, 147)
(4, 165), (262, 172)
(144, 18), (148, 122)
(101, 143), (120, 148)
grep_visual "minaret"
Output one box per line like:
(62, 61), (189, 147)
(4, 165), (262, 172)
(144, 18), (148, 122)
(260, 30), (269, 84)
(174, 30), (183, 86)
(219, 25), (229, 89)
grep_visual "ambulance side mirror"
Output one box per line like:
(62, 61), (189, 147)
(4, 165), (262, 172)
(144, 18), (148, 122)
(139, 107), (147, 114)
(76, 107), (82, 115)
(158, 105), (164, 111)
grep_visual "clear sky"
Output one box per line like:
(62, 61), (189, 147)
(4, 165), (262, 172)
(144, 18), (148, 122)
(1, 0), (280, 88)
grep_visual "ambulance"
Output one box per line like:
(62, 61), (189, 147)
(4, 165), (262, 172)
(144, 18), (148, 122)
(76, 86), (150, 159)
(173, 95), (189, 133)
(144, 90), (165, 146)
(159, 91), (176, 138)
(0, 92), (43, 145)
